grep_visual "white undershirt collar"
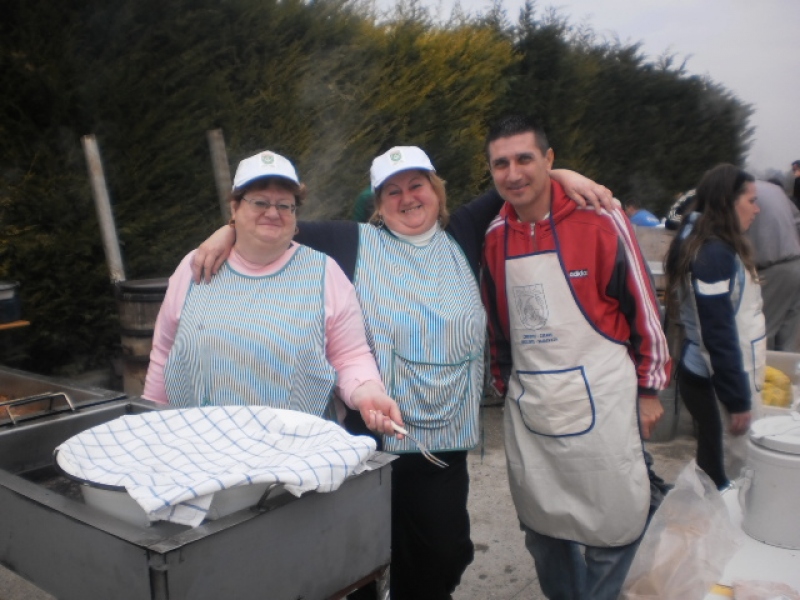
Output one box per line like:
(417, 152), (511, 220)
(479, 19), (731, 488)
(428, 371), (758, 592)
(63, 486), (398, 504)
(389, 222), (440, 246)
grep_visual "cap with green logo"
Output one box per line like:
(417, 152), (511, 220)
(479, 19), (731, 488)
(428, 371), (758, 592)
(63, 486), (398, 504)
(232, 150), (299, 192)
(370, 146), (435, 191)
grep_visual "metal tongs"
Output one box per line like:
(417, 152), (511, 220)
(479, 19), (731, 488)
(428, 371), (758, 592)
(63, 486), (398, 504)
(391, 422), (448, 469)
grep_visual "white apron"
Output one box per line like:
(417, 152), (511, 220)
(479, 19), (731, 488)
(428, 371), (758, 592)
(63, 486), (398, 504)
(692, 260), (766, 479)
(504, 222), (650, 547)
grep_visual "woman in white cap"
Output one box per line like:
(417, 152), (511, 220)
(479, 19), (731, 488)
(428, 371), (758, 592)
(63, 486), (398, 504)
(142, 150), (401, 435)
(191, 147), (611, 600)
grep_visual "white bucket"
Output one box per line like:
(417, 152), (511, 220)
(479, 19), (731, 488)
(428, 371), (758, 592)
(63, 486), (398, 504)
(739, 413), (800, 549)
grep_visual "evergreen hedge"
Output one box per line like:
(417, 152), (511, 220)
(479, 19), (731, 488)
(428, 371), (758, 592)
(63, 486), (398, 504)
(0, 0), (751, 376)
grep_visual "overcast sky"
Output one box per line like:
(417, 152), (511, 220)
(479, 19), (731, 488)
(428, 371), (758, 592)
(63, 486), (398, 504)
(377, 0), (800, 175)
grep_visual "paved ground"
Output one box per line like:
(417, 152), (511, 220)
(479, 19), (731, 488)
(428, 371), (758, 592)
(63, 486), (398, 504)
(0, 398), (697, 600)
(453, 399), (696, 600)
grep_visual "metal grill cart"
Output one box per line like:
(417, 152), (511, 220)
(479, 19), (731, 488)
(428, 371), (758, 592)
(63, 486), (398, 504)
(0, 366), (393, 600)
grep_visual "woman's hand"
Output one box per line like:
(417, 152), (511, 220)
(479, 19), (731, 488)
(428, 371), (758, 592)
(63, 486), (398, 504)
(350, 381), (405, 438)
(551, 169), (616, 213)
(638, 394), (664, 440)
(191, 225), (237, 284)
(729, 410), (752, 436)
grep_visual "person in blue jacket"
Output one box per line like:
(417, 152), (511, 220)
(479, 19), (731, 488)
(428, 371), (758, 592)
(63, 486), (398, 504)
(664, 164), (765, 489)
(624, 198), (661, 227)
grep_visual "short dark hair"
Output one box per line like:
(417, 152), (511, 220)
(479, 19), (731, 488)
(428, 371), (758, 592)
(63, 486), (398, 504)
(485, 115), (550, 159)
(624, 197), (642, 210)
(792, 160), (800, 170)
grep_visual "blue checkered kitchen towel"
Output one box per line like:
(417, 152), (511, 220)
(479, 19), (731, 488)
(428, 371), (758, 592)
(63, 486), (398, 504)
(55, 406), (377, 527)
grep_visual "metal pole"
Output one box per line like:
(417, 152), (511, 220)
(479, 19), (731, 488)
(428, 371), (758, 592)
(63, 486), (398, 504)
(82, 135), (126, 283)
(207, 129), (232, 221)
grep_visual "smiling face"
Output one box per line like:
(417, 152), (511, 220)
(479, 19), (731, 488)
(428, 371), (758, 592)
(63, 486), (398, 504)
(488, 132), (554, 223)
(231, 179), (297, 258)
(376, 169), (442, 235)
(734, 180), (759, 232)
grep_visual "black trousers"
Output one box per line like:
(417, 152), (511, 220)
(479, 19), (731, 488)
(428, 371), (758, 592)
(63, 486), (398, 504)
(390, 451), (473, 600)
(350, 451), (473, 600)
(677, 363), (729, 488)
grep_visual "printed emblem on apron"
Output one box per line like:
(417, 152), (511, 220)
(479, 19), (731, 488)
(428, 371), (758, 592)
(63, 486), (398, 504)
(513, 284), (548, 330)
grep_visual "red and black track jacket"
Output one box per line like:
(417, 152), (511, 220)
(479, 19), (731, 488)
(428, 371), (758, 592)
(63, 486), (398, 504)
(481, 180), (671, 397)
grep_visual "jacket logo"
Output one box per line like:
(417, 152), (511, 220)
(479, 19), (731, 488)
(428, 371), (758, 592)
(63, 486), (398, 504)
(513, 284), (548, 330)
(569, 269), (589, 278)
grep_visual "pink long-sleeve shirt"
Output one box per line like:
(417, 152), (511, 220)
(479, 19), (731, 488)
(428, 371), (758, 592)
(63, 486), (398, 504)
(142, 243), (385, 412)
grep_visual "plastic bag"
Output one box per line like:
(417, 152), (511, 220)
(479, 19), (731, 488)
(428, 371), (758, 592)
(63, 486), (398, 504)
(733, 580), (800, 600)
(621, 460), (743, 600)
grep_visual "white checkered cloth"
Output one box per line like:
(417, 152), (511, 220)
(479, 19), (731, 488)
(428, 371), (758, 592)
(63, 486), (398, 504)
(55, 406), (377, 527)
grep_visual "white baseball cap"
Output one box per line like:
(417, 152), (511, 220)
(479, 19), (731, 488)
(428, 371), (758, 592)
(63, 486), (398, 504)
(232, 150), (300, 192)
(370, 146), (435, 191)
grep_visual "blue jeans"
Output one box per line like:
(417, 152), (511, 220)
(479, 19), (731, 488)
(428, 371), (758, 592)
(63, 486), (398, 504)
(521, 452), (669, 600)
(522, 525), (641, 600)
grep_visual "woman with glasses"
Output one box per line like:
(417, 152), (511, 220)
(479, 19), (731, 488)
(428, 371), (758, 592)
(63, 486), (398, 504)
(191, 145), (612, 600)
(142, 150), (401, 435)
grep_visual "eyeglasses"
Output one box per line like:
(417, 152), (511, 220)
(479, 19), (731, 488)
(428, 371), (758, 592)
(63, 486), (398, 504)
(242, 197), (296, 214)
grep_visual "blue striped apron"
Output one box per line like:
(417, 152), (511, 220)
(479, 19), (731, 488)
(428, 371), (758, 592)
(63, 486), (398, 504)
(164, 246), (337, 420)
(354, 224), (486, 452)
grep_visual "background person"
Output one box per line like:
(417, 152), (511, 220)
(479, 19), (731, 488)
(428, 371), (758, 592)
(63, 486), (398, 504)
(792, 159), (800, 210)
(142, 150), (400, 436)
(351, 186), (374, 223)
(481, 115), (671, 600)
(624, 197), (660, 227)
(192, 147), (612, 600)
(747, 179), (800, 352)
(664, 189), (696, 231)
(664, 164), (765, 490)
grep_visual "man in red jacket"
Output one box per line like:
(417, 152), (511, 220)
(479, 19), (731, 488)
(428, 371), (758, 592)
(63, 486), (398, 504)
(481, 115), (672, 600)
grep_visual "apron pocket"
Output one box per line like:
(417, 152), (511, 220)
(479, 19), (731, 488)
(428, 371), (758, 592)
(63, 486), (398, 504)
(391, 350), (475, 429)
(514, 367), (595, 436)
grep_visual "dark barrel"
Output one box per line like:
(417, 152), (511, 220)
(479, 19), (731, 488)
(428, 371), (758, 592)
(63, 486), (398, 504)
(0, 281), (21, 324)
(115, 278), (169, 396)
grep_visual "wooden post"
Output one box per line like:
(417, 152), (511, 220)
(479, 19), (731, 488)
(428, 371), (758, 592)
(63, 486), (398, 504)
(82, 134), (126, 283)
(207, 129), (232, 221)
